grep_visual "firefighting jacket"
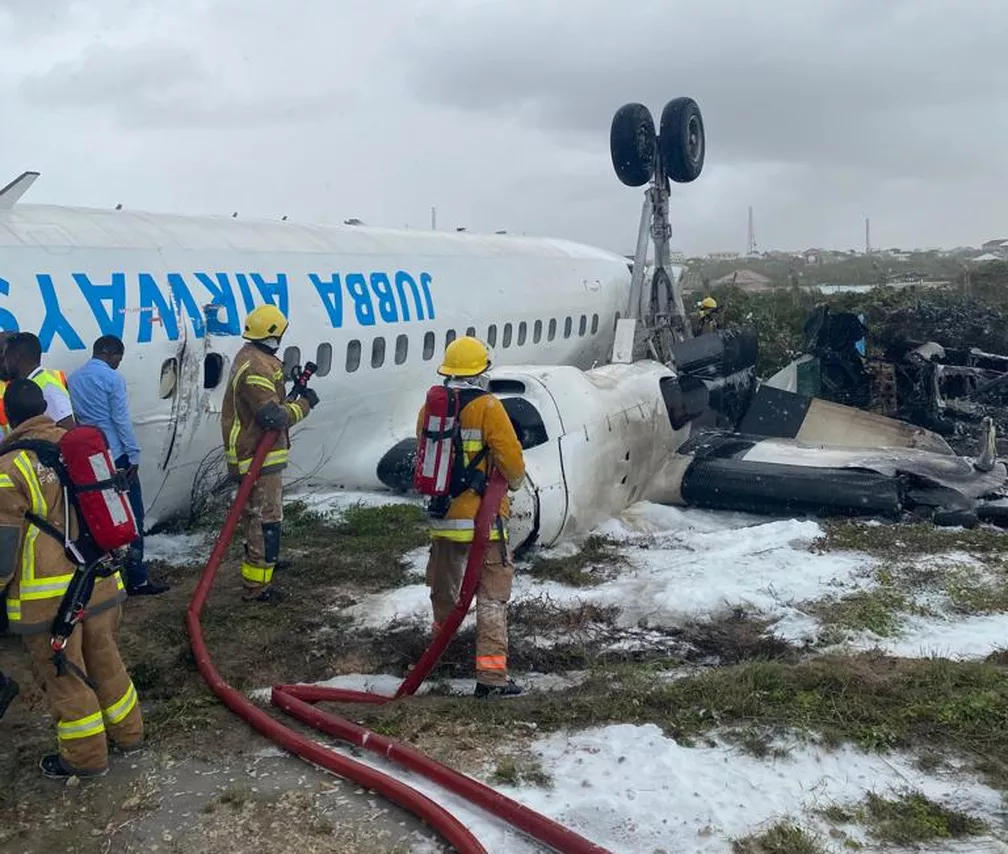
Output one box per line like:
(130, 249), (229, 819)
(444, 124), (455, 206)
(221, 342), (311, 478)
(0, 415), (126, 634)
(415, 385), (525, 542)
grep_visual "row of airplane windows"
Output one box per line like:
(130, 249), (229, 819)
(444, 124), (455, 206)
(279, 312), (603, 377)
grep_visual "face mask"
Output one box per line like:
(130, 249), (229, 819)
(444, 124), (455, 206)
(261, 337), (281, 353)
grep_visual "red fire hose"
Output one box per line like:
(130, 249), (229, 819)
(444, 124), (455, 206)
(187, 428), (614, 854)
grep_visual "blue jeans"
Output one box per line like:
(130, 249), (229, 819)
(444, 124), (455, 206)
(116, 456), (147, 588)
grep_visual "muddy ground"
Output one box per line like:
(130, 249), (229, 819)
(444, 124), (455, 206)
(0, 501), (457, 854)
(0, 499), (794, 854)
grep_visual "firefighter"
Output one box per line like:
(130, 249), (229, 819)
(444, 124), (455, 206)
(416, 336), (526, 698)
(694, 296), (720, 335)
(0, 380), (142, 778)
(221, 305), (318, 603)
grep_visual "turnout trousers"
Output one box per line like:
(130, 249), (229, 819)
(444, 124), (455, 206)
(22, 606), (143, 774)
(240, 472), (283, 594)
(426, 535), (513, 687)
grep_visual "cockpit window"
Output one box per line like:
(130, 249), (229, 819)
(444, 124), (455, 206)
(499, 397), (549, 449)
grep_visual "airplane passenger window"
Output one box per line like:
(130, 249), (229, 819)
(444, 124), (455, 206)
(499, 397), (549, 450)
(423, 331), (435, 360)
(445, 329), (456, 348)
(579, 315), (587, 336)
(395, 334), (408, 365)
(517, 321), (527, 346)
(502, 323), (512, 348)
(548, 319), (556, 341)
(591, 313), (599, 335)
(346, 340), (361, 372)
(487, 324), (497, 347)
(315, 343), (333, 377)
(533, 320), (542, 343)
(466, 326), (476, 337)
(203, 353), (224, 390)
(282, 346), (301, 379)
(371, 337), (386, 368)
(159, 358), (178, 399)
(564, 317), (572, 338)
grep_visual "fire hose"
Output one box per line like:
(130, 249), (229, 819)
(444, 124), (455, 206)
(185, 384), (615, 853)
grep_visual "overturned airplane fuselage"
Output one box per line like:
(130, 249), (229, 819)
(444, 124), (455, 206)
(377, 332), (1008, 552)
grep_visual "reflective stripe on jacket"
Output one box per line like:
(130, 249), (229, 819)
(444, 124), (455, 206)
(415, 386), (525, 543)
(0, 371), (67, 436)
(0, 415), (125, 634)
(220, 342), (310, 478)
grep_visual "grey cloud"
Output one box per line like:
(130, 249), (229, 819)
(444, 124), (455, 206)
(17, 40), (356, 130)
(0, 0), (1003, 256)
(400, 0), (1008, 180)
(20, 42), (206, 108)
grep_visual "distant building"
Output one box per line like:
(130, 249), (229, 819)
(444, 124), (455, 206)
(712, 269), (774, 292)
(972, 253), (1003, 263)
(981, 238), (1008, 253)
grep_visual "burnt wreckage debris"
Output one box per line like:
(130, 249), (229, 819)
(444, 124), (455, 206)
(787, 305), (1008, 457)
(665, 323), (1007, 528)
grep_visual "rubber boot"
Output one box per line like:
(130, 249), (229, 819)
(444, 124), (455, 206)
(474, 679), (524, 699)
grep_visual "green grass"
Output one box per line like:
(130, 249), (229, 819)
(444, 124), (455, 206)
(489, 757), (554, 789)
(823, 791), (988, 845)
(808, 587), (915, 639)
(527, 535), (625, 587)
(280, 500), (427, 589)
(814, 520), (1008, 560)
(349, 654), (1008, 789)
(731, 822), (826, 854)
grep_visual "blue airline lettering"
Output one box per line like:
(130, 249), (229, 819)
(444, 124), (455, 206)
(308, 273), (343, 328)
(0, 269), (436, 351)
(250, 273), (289, 316)
(72, 272), (126, 338)
(234, 274), (256, 313)
(194, 273), (241, 335)
(0, 278), (20, 332)
(37, 274), (86, 351)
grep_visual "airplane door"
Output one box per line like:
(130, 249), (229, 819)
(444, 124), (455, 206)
(498, 393), (568, 549)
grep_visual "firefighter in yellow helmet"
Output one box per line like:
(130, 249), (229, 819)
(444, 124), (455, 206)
(220, 305), (318, 603)
(693, 295), (720, 335)
(415, 336), (526, 698)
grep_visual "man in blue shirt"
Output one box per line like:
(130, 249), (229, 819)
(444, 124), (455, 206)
(68, 336), (169, 596)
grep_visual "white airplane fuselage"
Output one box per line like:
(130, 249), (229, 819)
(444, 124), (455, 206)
(0, 204), (633, 528)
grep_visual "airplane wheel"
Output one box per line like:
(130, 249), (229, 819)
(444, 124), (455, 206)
(660, 97), (705, 183)
(610, 103), (657, 187)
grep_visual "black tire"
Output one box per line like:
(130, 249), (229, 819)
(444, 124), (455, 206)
(659, 97), (705, 183)
(610, 103), (656, 187)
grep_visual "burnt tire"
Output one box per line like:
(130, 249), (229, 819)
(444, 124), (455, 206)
(610, 103), (657, 187)
(659, 97), (705, 183)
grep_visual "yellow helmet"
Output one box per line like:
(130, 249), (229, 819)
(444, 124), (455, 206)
(242, 304), (288, 341)
(699, 296), (718, 311)
(438, 336), (490, 377)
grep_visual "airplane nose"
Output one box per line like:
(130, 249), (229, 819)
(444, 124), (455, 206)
(376, 438), (417, 492)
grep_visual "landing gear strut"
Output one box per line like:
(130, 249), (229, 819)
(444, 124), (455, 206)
(610, 97), (705, 364)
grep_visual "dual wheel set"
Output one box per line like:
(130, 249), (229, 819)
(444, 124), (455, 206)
(610, 97), (706, 187)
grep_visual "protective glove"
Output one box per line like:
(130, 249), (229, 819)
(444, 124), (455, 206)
(303, 388), (320, 409)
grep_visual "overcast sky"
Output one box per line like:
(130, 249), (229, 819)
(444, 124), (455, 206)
(1, 0), (1004, 256)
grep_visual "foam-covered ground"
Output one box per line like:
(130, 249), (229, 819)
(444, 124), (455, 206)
(152, 489), (1008, 852)
(329, 498), (1008, 662)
